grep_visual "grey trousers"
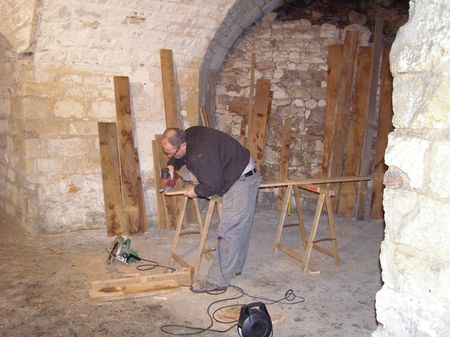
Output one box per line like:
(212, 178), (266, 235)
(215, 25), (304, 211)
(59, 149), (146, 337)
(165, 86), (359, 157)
(206, 172), (261, 287)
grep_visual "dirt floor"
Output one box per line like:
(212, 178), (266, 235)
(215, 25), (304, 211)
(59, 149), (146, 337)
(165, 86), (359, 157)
(0, 204), (384, 337)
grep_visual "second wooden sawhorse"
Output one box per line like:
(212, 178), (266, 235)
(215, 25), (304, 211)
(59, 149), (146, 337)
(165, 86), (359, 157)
(260, 176), (370, 272)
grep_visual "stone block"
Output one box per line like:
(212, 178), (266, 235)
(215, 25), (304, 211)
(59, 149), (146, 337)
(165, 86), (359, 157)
(24, 119), (68, 137)
(68, 121), (98, 135)
(385, 133), (429, 189)
(54, 100), (85, 118)
(0, 98), (11, 117)
(36, 158), (56, 173)
(0, 119), (8, 133)
(429, 141), (450, 198)
(47, 138), (91, 157)
(23, 97), (53, 119)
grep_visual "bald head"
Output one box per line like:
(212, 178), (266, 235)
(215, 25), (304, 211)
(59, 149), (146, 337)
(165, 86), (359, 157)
(161, 128), (187, 159)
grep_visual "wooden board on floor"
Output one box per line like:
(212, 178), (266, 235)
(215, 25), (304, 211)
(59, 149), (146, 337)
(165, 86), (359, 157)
(160, 49), (178, 128)
(370, 46), (393, 219)
(114, 76), (142, 234)
(98, 122), (125, 236)
(247, 79), (271, 173)
(89, 279), (180, 302)
(321, 44), (343, 178)
(337, 47), (373, 216)
(357, 16), (385, 220)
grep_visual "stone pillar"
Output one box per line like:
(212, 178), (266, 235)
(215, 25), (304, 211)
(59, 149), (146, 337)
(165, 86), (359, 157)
(373, 0), (450, 336)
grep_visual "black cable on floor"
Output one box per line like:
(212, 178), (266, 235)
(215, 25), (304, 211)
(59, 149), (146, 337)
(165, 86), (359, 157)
(159, 285), (305, 336)
(136, 257), (176, 273)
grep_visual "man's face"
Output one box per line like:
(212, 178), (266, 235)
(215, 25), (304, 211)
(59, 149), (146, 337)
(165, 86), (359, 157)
(162, 140), (186, 159)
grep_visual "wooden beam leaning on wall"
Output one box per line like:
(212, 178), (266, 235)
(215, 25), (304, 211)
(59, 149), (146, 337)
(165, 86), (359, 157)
(160, 49), (179, 128)
(277, 119), (291, 208)
(98, 122), (126, 236)
(337, 47), (373, 216)
(321, 44), (343, 178)
(356, 15), (384, 220)
(328, 30), (359, 211)
(113, 76), (146, 234)
(370, 46), (393, 219)
(247, 79), (271, 174)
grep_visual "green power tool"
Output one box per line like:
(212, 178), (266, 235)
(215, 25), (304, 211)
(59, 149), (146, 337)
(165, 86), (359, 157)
(107, 235), (140, 265)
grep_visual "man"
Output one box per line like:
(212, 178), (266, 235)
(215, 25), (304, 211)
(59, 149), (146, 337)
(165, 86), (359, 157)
(161, 126), (261, 292)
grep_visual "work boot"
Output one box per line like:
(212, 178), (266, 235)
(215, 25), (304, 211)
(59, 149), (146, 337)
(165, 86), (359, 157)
(190, 279), (227, 293)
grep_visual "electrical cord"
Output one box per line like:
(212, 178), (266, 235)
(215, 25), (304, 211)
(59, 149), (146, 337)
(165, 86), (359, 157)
(136, 257), (176, 273)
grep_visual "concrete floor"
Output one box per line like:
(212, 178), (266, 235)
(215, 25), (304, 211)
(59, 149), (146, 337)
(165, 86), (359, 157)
(0, 205), (384, 337)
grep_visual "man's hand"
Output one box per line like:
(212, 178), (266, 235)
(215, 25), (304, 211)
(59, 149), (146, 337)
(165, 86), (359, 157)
(167, 165), (175, 180)
(185, 184), (197, 199)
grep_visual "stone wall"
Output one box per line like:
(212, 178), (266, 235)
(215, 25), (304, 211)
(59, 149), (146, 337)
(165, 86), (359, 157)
(215, 13), (370, 204)
(373, 0), (450, 336)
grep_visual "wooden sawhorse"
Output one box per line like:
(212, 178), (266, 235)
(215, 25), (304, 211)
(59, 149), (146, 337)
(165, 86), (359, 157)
(274, 184), (338, 272)
(260, 176), (370, 272)
(165, 189), (222, 283)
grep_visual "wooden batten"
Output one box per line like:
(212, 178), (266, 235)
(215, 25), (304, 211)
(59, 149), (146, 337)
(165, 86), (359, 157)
(160, 49), (178, 129)
(370, 46), (393, 219)
(247, 79), (271, 173)
(246, 52), (256, 146)
(152, 138), (168, 229)
(321, 44), (344, 178)
(277, 119), (291, 208)
(98, 122), (126, 236)
(337, 47), (373, 216)
(328, 30), (359, 187)
(113, 76), (143, 234)
(356, 16), (385, 220)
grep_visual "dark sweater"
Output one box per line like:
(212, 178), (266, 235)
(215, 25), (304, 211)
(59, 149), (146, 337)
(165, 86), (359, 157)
(167, 126), (250, 197)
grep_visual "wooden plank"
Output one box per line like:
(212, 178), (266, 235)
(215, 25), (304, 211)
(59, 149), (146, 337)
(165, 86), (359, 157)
(337, 47), (373, 216)
(98, 122), (125, 236)
(247, 79), (271, 173)
(152, 138), (168, 229)
(91, 270), (191, 289)
(246, 52), (256, 147)
(277, 119), (291, 208)
(199, 105), (209, 127)
(153, 134), (178, 228)
(239, 118), (247, 146)
(160, 49), (178, 128)
(322, 44), (344, 177)
(328, 30), (359, 183)
(89, 279), (180, 302)
(165, 176), (371, 195)
(114, 76), (141, 234)
(357, 15), (385, 220)
(135, 147), (148, 232)
(370, 46), (393, 219)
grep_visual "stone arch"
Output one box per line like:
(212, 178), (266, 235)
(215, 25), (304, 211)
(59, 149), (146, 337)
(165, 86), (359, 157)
(199, 0), (285, 126)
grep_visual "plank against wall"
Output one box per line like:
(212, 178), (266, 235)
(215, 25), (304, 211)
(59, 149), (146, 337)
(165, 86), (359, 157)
(160, 49), (178, 128)
(328, 30), (359, 181)
(114, 76), (142, 234)
(246, 52), (256, 146)
(154, 134), (178, 229)
(278, 119), (291, 207)
(337, 47), (373, 216)
(247, 79), (271, 174)
(370, 46), (393, 219)
(321, 44), (343, 178)
(356, 16), (384, 220)
(152, 138), (168, 229)
(98, 122), (126, 236)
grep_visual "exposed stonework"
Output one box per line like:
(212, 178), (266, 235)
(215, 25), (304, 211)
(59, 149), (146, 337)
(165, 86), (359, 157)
(0, 0), (283, 233)
(215, 13), (371, 205)
(373, 0), (450, 336)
